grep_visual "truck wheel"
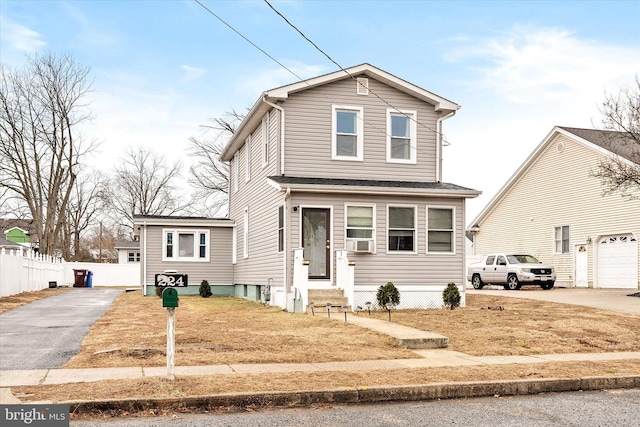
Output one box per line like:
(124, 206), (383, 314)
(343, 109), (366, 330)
(541, 281), (555, 290)
(471, 274), (485, 289)
(505, 274), (520, 290)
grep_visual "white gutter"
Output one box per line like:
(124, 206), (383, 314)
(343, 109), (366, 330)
(262, 97), (285, 176)
(436, 110), (456, 182)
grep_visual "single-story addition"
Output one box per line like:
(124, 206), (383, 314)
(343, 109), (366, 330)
(114, 240), (141, 264)
(468, 126), (639, 289)
(136, 64), (481, 310)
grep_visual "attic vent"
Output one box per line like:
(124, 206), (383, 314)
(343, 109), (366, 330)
(356, 77), (369, 95)
(557, 142), (564, 153)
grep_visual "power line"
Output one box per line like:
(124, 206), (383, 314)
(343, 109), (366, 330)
(262, 0), (450, 145)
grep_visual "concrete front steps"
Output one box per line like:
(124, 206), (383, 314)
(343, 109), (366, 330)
(308, 289), (350, 313)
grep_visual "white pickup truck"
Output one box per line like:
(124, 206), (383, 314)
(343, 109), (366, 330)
(467, 254), (556, 290)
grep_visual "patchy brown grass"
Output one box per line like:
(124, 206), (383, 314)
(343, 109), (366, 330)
(12, 360), (640, 405)
(64, 291), (640, 370)
(0, 287), (70, 314)
(367, 295), (640, 356)
(64, 291), (417, 368)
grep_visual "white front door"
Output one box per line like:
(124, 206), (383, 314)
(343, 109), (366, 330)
(574, 244), (588, 288)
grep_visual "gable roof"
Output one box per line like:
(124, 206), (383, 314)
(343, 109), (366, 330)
(468, 126), (638, 229)
(221, 63), (460, 161)
(114, 241), (140, 250)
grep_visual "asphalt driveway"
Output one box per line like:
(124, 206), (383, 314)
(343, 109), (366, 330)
(467, 287), (640, 316)
(0, 288), (122, 370)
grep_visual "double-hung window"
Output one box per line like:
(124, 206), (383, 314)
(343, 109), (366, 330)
(277, 205), (284, 253)
(233, 152), (239, 193)
(346, 204), (375, 252)
(127, 251), (140, 262)
(245, 136), (251, 182)
(387, 109), (416, 163)
(163, 230), (210, 262)
(332, 105), (363, 161)
(427, 207), (454, 253)
(388, 206), (416, 252)
(554, 226), (569, 253)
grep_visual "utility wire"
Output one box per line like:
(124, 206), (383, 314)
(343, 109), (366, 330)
(263, 0), (450, 145)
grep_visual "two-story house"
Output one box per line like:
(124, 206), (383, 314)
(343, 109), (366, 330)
(135, 64), (480, 310)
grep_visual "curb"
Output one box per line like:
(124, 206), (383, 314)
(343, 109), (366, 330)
(67, 375), (640, 415)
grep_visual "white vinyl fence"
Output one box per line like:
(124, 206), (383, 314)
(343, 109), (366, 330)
(0, 248), (65, 297)
(64, 262), (140, 287)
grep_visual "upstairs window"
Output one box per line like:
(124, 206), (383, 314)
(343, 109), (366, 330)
(555, 226), (569, 253)
(233, 152), (238, 193)
(332, 105), (363, 161)
(245, 136), (251, 182)
(387, 109), (416, 163)
(388, 206), (416, 252)
(427, 207), (454, 253)
(163, 230), (210, 262)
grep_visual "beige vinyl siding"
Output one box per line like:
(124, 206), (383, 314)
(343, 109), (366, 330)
(474, 134), (640, 287)
(229, 108), (286, 288)
(288, 192), (466, 288)
(282, 76), (439, 181)
(143, 225), (233, 286)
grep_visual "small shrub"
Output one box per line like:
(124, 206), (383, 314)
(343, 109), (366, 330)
(155, 286), (163, 297)
(376, 282), (400, 309)
(442, 282), (461, 310)
(199, 280), (212, 298)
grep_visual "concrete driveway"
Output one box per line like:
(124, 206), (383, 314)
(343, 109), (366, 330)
(466, 287), (640, 316)
(0, 288), (122, 370)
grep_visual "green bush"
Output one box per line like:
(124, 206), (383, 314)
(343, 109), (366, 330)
(442, 282), (461, 310)
(376, 282), (400, 309)
(199, 280), (212, 298)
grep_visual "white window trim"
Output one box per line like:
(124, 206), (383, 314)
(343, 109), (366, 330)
(261, 114), (269, 168)
(344, 203), (376, 253)
(245, 136), (251, 182)
(426, 206), (456, 255)
(162, 229), (210, 262)
(331, 105), (364, 161)
(386, 204), (418, 254)
(243, 207), (249, 259)
(233, 152), (239, 193)
(386, 109), (417, 164)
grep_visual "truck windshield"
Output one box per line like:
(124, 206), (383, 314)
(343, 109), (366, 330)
(507, 255), (540, 264)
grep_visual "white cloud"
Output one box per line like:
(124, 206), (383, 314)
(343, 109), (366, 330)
(0, 17), (46, 52)
(449, 25), (640, 105)
(180, 65), (207, 84)
(238, 61), (328, 96)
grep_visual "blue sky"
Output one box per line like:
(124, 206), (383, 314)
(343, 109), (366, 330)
(1, 0), (639, 222)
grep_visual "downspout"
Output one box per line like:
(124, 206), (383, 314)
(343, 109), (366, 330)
(262, 97), (285, 176)
(143, 221), (147, 295)
(284, 187), (291, 295)
(436, 110), (456, 182)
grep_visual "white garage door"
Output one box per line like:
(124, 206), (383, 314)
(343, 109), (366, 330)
(597, 234), (638, 289)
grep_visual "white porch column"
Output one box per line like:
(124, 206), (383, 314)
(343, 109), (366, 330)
(336, 250), (355, 309)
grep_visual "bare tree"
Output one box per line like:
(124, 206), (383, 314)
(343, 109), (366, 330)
(60, 170), (107, 260)
(592, 77), (640, 200)
(0, 53), (95, 254)
(105, 146), (191, 229)
(187, 109), (245, 216)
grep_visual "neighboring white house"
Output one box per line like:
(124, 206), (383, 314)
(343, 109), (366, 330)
(136, 64), (480, 310)
(114, 240), (141, 264)
(468, 126), (639, 290)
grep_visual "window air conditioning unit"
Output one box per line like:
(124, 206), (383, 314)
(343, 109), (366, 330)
(346, 239), (373, 253)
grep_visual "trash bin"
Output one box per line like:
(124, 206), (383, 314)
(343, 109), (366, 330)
(48, 281), (57, 288)
(86, 271), (93, 288)
(73, 269), (88, 287)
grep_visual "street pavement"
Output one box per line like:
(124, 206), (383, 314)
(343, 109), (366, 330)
(0, 288), (122, 370)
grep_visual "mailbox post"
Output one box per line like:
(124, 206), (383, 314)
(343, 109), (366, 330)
(162, 288), (179, 380)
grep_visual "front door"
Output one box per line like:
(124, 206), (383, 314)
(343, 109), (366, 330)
(302, 208), (331, 279)
(575, 244), (588, 287)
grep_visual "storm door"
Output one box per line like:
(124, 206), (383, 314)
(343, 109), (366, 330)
(302, 208), (331, 279)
